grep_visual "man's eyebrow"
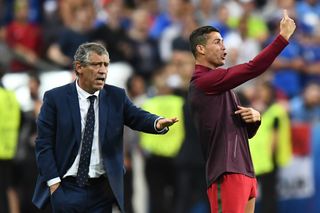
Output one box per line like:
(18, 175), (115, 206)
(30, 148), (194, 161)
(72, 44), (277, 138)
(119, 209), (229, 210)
(213, 38), (223, 42)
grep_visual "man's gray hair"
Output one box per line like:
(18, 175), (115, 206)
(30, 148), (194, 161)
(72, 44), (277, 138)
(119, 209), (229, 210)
(73, 42), (109, 72)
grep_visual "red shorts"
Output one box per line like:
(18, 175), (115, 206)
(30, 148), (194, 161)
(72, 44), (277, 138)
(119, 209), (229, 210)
(207, 173), (257, 213)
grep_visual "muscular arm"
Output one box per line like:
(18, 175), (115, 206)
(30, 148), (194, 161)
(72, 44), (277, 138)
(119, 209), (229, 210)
(194, 35), (288, 94)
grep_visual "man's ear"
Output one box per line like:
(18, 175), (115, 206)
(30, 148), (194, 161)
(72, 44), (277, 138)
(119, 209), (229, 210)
(196, 44), (205, 55)
(75, 61), (83, 74)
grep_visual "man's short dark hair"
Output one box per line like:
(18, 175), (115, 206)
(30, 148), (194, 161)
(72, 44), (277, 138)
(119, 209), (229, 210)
(189, 26), (220, 57)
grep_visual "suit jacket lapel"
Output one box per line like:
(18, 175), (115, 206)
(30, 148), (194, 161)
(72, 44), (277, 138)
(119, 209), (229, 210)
(68, 82), (81, 146)
(99, 86), (109, 145)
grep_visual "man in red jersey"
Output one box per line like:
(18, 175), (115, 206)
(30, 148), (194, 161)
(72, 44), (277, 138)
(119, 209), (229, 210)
(188, 10), (295, 213)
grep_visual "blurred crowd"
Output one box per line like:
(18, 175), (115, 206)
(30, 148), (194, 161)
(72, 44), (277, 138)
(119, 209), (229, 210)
(0, 0), (320, 212)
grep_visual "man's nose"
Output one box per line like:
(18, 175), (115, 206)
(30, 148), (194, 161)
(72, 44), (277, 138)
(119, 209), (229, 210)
(99, 66), (107, 74)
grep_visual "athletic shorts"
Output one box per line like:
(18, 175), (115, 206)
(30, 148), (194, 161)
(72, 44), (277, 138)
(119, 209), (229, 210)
(207, 173), (257, 213)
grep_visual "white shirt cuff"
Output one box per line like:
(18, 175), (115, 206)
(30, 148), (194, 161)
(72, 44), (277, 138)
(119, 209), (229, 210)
(47, 177), (61, 187)
(154, 117), (169, 133)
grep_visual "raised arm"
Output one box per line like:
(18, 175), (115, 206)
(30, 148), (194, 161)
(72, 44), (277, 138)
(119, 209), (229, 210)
(194, 10), (296, 94)
(195, 35), (288, 94)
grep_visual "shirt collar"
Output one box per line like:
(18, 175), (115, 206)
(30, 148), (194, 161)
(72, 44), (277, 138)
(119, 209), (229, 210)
(195, 64), (213, 73)
(76, 80), (100, 99)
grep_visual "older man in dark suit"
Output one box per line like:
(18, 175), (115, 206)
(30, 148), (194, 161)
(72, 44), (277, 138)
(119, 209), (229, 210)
(32, 42), (178, 212)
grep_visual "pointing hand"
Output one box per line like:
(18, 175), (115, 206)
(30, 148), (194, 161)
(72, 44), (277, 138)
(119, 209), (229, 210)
(280, 9), (296, 41)
(235, 106), (261, 123)
(156, 117), (179, 130)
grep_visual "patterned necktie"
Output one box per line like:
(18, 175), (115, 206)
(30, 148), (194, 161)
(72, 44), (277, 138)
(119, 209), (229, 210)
(76, 95), (96, 187)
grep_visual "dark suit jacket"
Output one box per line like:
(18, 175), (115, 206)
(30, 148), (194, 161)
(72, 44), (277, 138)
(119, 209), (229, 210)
(32, 82), (165, 212)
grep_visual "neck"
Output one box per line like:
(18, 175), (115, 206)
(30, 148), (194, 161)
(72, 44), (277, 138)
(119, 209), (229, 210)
(77, 79), (95, 94)
(195, 60), (217, 70)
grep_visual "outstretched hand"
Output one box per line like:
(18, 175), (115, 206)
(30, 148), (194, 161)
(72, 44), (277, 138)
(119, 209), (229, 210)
(235, 106), (261, 123)
(156, 117), (179, 130)
(280, 9), (296, 41)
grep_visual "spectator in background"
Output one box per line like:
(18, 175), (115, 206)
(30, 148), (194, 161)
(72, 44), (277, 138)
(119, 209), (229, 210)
(0, 0), (8, 25)
(193, 0), (216, 26)
(127, 7), (162, 82)
(140, 64), (185, 213)
(295, 0), (320, 85)
(149, 0), (190, 41)
(47, 0), (95, 69)
(249, 81), (292, 213)
(5, 0), (43, 72)
(169, 44), (210, 213)
(209, 3), (231, 38)
(170, 22), (196, 92)
(15, 72), (45, 213)
(297, 2), (320, 87)
(224, 13), (261, 67)
(90, 0), (133, 63)
(158, 0), (193, 62)
(268, 40), (304, 99)
(0, 64), (21, 213)
(296, 0), (320, 42)
(126, 74), (148, 107)
(300, 41), (320, 87)
(41, 0), (64, 59)
(261, 0), (296, 25)
(224, 12), (261, 100)
(123, 74), (149, 213)
(228, 0), (269, 43)
(0, 0), (14, 25)
(265, 6), (305, 99)
(290, 82), (320, 123)
(150, 0), (194, 62)
(0, 24), (11, 68)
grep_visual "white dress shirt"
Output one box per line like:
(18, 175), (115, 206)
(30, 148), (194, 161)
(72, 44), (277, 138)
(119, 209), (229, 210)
(47, 81), (105, 186)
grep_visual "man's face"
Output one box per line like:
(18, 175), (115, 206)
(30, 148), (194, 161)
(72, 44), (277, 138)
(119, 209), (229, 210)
(77, 52), (109, 94)
(199, 31), (227, 68)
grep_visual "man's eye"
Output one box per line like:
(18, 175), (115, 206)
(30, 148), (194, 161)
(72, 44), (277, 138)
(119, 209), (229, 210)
(86, 62), (108, 68)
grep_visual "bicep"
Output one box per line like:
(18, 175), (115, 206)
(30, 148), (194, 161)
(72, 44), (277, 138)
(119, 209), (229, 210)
(195, 63), (256, 94)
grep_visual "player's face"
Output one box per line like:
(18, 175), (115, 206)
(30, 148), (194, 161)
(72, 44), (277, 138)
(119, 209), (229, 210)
(203, 32), (227, 68)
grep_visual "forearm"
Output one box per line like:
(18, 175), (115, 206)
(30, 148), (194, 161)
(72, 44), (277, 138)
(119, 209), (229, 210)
(247, 35), (288, 74)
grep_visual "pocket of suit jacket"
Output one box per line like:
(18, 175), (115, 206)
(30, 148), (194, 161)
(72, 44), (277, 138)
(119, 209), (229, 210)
(50, 185), (66, 210)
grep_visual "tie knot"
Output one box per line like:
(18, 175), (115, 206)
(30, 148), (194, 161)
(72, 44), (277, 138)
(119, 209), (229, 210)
(88, 95), (96, 104)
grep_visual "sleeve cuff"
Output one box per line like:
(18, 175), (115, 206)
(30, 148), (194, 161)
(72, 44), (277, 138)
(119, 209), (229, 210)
(47, 177), (61, 187)
(277, 34), (289, 45)
(154, 117), (169, 134)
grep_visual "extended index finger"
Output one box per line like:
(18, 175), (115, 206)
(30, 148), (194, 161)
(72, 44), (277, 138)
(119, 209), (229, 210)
(283, 9), (289, 19)
(235, 108), (247, 114)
